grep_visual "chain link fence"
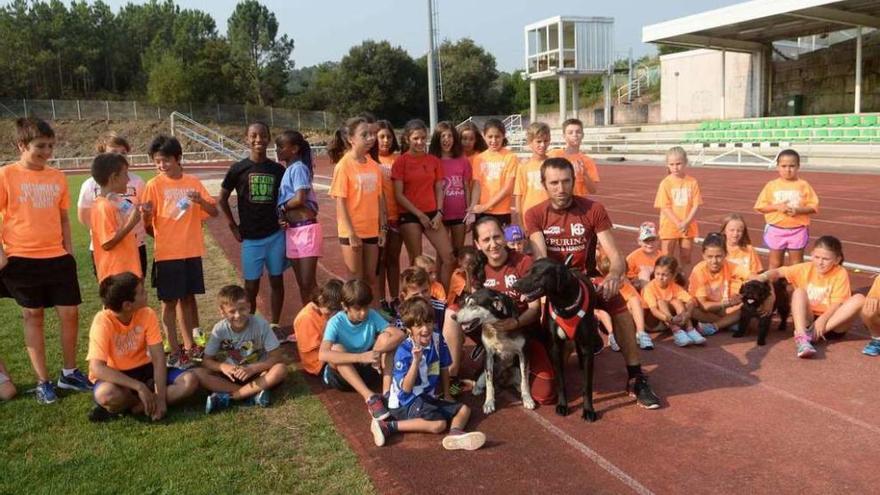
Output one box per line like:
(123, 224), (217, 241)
(0, 98), (338, 130)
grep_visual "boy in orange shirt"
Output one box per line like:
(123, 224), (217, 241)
(861, 276), (880, 357)
(754, 149), (819, 269)
(626, 222), (663, 290)
(514, 122), (551, 224)
(88, 272), (199, 422)
(548, 118), (599, 197)
(413, 255), (446, 302)
(654, 147), (702, 270)
(292, 279), (344, 374)
(0, 118), (89, 404)
(142, 135), (218, 368)
(89, 153), (143, 283)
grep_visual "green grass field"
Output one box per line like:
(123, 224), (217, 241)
(0, 173), (373, 494)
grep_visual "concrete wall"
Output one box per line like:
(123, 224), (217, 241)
(660, 49), (757, 122)
(770, 31), (880, 115)
(535, 102), (661, 127)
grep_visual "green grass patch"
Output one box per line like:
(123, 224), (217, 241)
(0, 173), (373, 494)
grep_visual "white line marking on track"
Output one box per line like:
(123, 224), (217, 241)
(523, 409), (656, 495)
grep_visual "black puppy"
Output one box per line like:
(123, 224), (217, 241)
(514, 257), (601, 422)
(734, 279), (791, 345)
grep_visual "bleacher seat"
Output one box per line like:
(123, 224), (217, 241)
(692, 113), (879, 144)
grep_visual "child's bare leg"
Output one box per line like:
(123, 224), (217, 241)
(788, 249), (805, 265)
(768, 249), (785, 270)
(691, 306), (721, 324)
(269, 275), (285, 325)
(333, 363), (374, 400)
(56, 305), (79, 370)
(822, 294), (865, 335)
(192, 367), (241, 394)
(94, 382), (139, 413)
(442, 312), (463, 377)
(381, 352), (393, 395)
(449, 403), (472, 431)
(595, 309), (613, 334)
(22, 308), (49, 381)
(161, 300), (180, 349)
(651, 303), (673, 325)
(0, 364), (17, 400)
(165, 372), (199, 405)
(680, 238), (694, 268)
(661, 239), (678, 260)
(179, 295), (197, 348)
(670, 299), (691, 329)
(231, 363), (287, 400)
(627, 299), (647, 333)
(394, 418), (447, 434)
(791, 288), (813, 336)
(862, 307), (880, 338)
(714, 310), (743, 329)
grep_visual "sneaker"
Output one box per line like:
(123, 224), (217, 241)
(804, 324), (816, 343)
(672, 329), (691, 347)
(247, 389), (271, 408)
(628, 375), (661, 410)
(205, 392), (231, 414)
(166, 348), (184, 368)
(57, 369), (93, 391)
(88, 404), (118, 423)
(366, 394), (391, 420)
(795, 335), (816, 359)
(686, 329), (707, 345)
(636, 332), (654, 350)
(192, 327), (208, 347)
(698, 322), (718, 336)
(35, 381), (57, 404)
(441, 431), (486, 451)
(608, 333), (621, 352)
(371, 419), (390, 447)
(187, 345), (205, 362)
(863, 339), (880, 357)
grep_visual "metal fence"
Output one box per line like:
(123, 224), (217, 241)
(0, 98), (338, 129)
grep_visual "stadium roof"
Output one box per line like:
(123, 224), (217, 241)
(642, 0), (880, 52)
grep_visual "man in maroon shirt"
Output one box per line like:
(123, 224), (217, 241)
(524, 157), (660, 409)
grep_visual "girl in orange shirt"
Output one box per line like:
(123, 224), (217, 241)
(641, 256), (706, 347)
(688, 233), (757, 336)
(860, 276), (880, 356)
(759, 236), (864, 358)
(653, 147), (702, 271)
(720, 213), (763, 274)
(328, 117), (386, 297)
(458, 121), (487, 168)
(470, 119), (518, 226)
(597, 252), (653, 350)
(514, 122), (551, 225)
(375, 121), (403, 316)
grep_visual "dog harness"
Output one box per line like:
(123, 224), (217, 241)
(548, 279), (592, 340)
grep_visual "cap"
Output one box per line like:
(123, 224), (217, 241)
(504, 224), (525, 242)
(638, 222), (658, 242)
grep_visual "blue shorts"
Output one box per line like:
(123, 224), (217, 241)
(93, 363), (188, 399)
(242, 230), (286, 280)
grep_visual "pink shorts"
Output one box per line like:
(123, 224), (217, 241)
(286, 222), (323, 259)
(763, 224), (809, 251)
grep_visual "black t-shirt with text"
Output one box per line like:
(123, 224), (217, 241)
(221, 158), (285, 240)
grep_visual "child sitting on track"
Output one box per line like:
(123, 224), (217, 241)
(196, 285), (288, 413)
(597, 253), (653, 350)
(861, 276), (880, 357)
(413, 255), (447, 303)
(626, 222), (663, 290)
(371, 297), (486, 451)
(318, 280), (405, 421)
(688, 233), (753, 336)
(641, 256), (706, 347)
(88, 272), (198, 422)
(291, 279), (344, 375)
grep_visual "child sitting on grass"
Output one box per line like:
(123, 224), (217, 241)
(88, 272), (199, 422)
(318, 280), (405, 421)
(0, 357), (16, 400)
(372, 297), (486, 450)
(195, 285), (288, 413)
(292, 279), (344, 375)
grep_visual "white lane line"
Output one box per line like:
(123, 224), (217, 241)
(523, 409), (656, 495)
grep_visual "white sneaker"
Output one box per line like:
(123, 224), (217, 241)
(698, 322), (719, 336)
(686, 329), (707, 345)
(673, 330), (691, 347)
(608, 333), (621, 352)
(442, 431), (486, 451)
(636, 332), (654, 350)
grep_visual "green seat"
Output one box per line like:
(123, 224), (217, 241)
(772, 129), (786, 139)
(719, 120), (731, 130)
(761, 118), (777, 129)
(776, 118), (789, 129)
(707, 120), (719, 130)
(813, 129), (829, 141)
(844, 115), (860, 127)
(856, 128), (877, 142)
(747, 129), (760, 140)
(829, 129), (845, 141)
(786, 117), (801, 128)
(829, 116), (845, 127)
(813, 115), (829, 127)
(860, 115), (878, 126)
(786, 129), (800, 139)
(756, 129), (771, 141)
(844, 128), (860, 140)
(800, 117), (814, 128)
(698, 122), (709, 130)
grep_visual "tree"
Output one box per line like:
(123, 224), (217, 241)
(227, 0), (294, 105)
(431, 38), (500, 122)
(146, 53), (192, 104)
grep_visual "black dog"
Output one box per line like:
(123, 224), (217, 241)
(514, 257), (601, 422)
(734, 279), (791, 346)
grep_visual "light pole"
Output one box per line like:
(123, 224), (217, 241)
(427, 0), (438, 129)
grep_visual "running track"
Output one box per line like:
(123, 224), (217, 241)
(202, 159), (880, 494)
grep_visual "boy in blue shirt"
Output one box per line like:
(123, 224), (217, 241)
(319, 279), (404, 421)
(372, 297), (485, 450)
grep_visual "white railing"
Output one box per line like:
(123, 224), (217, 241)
(170, 111), (248, 161)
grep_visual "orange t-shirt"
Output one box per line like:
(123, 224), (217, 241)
(329, 154), (383, 238)
(430, 281), (447, 302)
(779, 262), (851, 314)
(293, 302), (329, 376)
(391, 152), (443, 213)
(548, 149), (600, 197)
(447, 269), (469, 306)
(641, 279), (692, 309)
(86, 306), (162, 383)
(472, 148), (518, 215)
(653, 174), (703, 239)
(867, 276), (880, 299)
(688, 260), (751, 303)
(726, 245), (763, 274)
(90, 196), (142, 282)
(626, 247), (662, 281)
(514, 157), (549, 216)
(0, 163), (69, 259)
(142, 174), (215, 262)
(754, 178), (819, 228)
(378, 153), (399, 222)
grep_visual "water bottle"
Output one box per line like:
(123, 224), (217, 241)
(173, 197), (191, 220)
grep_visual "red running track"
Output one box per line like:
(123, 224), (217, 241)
(201, 160), (880, 494)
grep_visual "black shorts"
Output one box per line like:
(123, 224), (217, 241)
(443, 218), (465, 227)
(93, 363), (188, 395)
(476, 213), (511, 226)
(399, 210), (439, 225)
(338, 237), (379, 246)
(151, 257), (205, 301)
(390, 394), (462, 421)
(0, 254), (82, 308)
(90, 245), (147, 280)
(321, 363), (378, 391)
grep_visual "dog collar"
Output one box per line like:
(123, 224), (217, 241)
(548, 279), (592, 340)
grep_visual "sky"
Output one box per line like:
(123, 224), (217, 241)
(92, 0), (744, 71)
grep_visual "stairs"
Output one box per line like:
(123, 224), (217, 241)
(170, 111), (248, 160)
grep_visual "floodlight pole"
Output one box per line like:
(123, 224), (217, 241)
(855, 26), (862, 114)
(427, 0), (438, 130)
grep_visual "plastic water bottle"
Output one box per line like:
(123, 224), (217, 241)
(172, 197), (191, 220)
